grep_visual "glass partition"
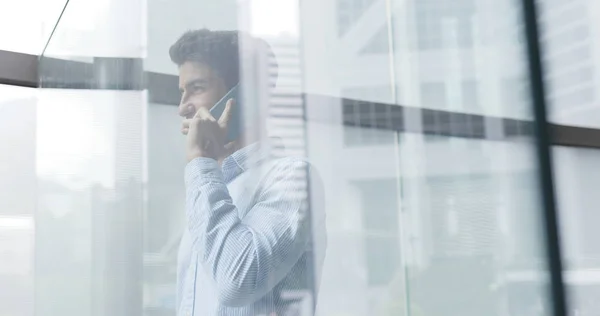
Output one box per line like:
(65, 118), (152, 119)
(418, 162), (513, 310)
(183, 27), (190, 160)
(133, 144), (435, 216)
(0, 84), (37, 316)
(538, 0), (600, 314)
(384, 0), (552, 315)
(28, 0), (562, 315)
(0, 0), (66, 54)
(552, 146), (600, 315)
(37, 0), (146, 315)
(538, 0), (600, 129)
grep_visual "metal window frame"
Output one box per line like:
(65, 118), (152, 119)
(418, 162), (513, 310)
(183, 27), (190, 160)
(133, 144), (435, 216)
(0, 50), (38, 88)
(521, 0), (567, 315)
(1, 51), (597, 151)
(142, 72), (600, 151)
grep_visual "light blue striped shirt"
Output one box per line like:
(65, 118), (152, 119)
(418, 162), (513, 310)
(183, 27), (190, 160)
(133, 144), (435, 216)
(177, 143), (324, 316)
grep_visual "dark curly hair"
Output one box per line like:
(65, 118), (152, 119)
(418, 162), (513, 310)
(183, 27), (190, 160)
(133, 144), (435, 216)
(169, 29), (277, 89)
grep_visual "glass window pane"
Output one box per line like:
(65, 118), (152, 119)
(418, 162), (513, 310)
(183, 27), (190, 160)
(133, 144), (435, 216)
(144, 103), (187, 313)
(390, 0), (555, 315)
(539, 0), (600, 129)
(540, 0), (600, 313)
(0, 0), (66, 54)
(34, 90), (145, 316)
(43, 0), (145, 59)
(39, 2), (148, 309)
(0, 84), (36, 316)
(396, 134), (548, 315)
(553, 146), (600, 315)
(3, 0), (565, 315)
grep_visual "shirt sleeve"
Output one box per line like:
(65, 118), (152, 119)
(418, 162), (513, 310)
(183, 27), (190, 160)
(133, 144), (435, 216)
(184, 156), (311, 307)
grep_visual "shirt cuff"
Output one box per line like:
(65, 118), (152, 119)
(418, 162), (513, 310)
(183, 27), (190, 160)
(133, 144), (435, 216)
(185, 157), (224, 187)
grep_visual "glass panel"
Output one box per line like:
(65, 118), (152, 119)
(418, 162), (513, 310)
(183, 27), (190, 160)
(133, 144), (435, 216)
(0, 84), (36, 316)
(0, 0), (66, 54)
(393, 0), (532, 119)
(37, 1), (147, 315)
(34, 89), (146, 316)
(42, 0), (145, 59)
(308, 125), (401, 316)
(539, 0), (600, 314)
(394, 134), (549, 315)
(15, 0), (561, 315)
(144, 103), (187, 314)
(553, 147), (600, 315)
(538, 0), (600, 129)
(389, 0), (555, 315)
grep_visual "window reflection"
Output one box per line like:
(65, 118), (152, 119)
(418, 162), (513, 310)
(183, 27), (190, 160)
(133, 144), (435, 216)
(0, 0), (593, 315)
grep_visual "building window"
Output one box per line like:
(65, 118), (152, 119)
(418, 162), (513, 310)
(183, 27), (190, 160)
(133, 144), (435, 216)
(414, 0), (476, 50)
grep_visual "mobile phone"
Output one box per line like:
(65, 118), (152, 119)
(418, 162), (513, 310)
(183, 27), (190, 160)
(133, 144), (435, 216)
(210, 83), (241, 142)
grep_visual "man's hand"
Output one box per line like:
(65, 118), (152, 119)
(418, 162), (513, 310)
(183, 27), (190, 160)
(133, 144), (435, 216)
(182, 99), (235, 162)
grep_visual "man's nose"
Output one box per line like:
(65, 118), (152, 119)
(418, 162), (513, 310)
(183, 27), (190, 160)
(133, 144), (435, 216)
(179, 103), (194, 117)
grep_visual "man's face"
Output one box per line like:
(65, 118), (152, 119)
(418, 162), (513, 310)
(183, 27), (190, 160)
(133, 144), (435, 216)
(177, 61), (228, 119)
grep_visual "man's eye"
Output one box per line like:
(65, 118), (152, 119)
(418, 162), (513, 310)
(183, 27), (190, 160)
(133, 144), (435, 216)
(192, 85), (205, 92)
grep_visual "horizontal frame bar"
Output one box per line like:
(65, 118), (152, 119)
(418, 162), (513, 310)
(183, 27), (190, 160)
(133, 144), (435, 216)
(551, 124), (600, 149)
(0, 50), (38, 88)
(0, 51), (598, 150)
(336, 95), (600, 149)
(145, 72), (600, 149)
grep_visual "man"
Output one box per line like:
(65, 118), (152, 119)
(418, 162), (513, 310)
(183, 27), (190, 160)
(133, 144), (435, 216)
(170, 29), (325, 315)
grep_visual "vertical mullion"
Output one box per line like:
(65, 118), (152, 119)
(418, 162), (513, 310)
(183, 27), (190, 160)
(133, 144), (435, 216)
(520, 0), (568, 315)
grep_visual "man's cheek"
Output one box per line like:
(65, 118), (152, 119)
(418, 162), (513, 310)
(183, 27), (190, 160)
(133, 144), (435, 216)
(190, 97), (213, 112)
(186, 100), (201, 113)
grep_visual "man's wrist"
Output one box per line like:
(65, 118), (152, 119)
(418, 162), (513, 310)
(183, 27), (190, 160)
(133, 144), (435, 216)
(187, 152), (203, 162)
(185, 156), (222, 186)
(187, 149), (217, 162)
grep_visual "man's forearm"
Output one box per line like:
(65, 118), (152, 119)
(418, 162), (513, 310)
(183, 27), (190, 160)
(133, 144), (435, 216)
(184, 157), (311, 307)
